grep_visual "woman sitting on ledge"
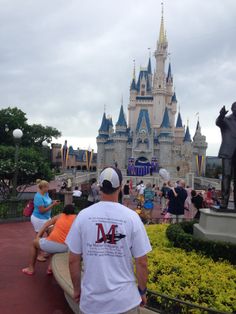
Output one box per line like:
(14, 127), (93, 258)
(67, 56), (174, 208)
(22, 204), (76, 276)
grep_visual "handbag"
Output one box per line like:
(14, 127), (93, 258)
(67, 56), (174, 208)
(23, 200), (34, 217)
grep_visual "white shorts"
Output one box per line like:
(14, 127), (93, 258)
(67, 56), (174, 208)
(31, 215), (50, 233)
(169, 214), (184, 223)
(39, 238), (68, 254)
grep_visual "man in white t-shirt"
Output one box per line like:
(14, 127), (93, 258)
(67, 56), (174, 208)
(72, 186), (82, 198)
(66, 167), (152, 314)
(136, 181), (145, 195)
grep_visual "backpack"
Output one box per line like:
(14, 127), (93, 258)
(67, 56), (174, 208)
(23, 200), (34, 217)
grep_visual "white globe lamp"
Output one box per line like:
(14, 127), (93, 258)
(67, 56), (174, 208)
(13, 129), (23, 139)
(42, 140), (48, 147)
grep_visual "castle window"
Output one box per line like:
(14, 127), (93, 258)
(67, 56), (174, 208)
(141, 84), (145, 89)
(141, 91), (145, 96)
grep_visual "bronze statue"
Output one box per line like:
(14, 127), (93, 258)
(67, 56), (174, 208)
(216, 102), (236, 209)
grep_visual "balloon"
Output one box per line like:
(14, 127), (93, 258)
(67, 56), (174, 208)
(159, 168), (170, 181)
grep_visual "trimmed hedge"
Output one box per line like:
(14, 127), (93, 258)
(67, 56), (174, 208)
(166, 221), (236, 265)
(146, 224), (236, 313)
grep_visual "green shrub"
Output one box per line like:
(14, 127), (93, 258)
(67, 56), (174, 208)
(166, 221), (236, 265)
(146, 224), (236, 313)
(0, 200), (27, 219)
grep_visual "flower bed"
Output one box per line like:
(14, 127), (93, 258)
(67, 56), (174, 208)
(166, 221), (236, 265)
(146, 224), (236, 313)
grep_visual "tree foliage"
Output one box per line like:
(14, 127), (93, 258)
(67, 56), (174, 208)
(0, 107), (61, 147)
(0, 145), (53, 199)
(0, 106), (61, 199)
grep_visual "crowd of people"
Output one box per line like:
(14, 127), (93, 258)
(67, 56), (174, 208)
(22, 168), (151, 313)
(21, 169), (221, 313)
(120, 179), (220, 223)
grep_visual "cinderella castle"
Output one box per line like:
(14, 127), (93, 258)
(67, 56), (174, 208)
(97, 8), (207, 178)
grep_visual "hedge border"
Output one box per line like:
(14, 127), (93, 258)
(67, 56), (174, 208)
(166, 221), (236, 265)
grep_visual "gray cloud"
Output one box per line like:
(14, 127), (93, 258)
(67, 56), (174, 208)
(0, 0), (236, 155)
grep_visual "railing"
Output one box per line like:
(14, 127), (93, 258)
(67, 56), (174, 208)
(146, 290), (229, 314)
(0, 199), (27, 220)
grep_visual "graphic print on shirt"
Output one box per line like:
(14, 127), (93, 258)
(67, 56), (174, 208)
(86, 217), (127, 258)
(96, 223), (126, 244)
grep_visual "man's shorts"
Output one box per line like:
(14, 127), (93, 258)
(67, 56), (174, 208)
(39, 238), (68, 254)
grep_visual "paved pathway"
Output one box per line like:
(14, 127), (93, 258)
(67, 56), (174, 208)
(0, 221), (73, 314)
(0, 200), (193, 314)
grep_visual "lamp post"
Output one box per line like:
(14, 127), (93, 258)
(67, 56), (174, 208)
(42, 140), (49, 160)
(12, 129), (23, 198)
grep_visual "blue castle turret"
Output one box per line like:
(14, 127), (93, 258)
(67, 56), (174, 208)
(184, 125), (192, 142)
(160, 107), (171, 128)
(176, 112), (183, 128)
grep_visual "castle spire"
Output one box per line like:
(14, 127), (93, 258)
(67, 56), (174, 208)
(116, 105), (127, 128)
(130, 59), (137, 91)
(160, 107), (171, 128)
(176, 111), (183, 128)
(132, 59), (136, 80)
(184, 121), (192, 142)
(147, 57), (152, 74)
(99, 112), (108, 133)
(171, 91), (177, 103)
(166, 62), (172, 82)
(159, 2), (165, 44)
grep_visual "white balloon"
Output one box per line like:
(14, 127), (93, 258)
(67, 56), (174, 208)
(159, 168), (170, 181)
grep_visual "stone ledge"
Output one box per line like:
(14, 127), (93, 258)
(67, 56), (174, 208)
(193, 208), (236, 244)
(52, 253), (155, 314)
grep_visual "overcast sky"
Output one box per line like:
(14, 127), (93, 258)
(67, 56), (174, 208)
(0, 0), (236, 155)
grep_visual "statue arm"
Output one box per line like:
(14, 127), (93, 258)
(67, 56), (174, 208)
(216, 115), (224, 127)
(216, 106), (228, 128)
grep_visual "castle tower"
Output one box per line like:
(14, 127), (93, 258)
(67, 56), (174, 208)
(192, 119), (208, 176)
(96, 5), (207, 179)
(175, 108), (185, 144)
(51, 143), (62, 168)
(96, 112), (109, 170)
(159, 107), (174, 169)
(129, 62), (138, 132)
(114, 105), (128, 169)
(153, 4), (169, 128)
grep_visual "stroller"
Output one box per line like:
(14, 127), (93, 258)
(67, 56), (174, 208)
(141, 188), (155, 223)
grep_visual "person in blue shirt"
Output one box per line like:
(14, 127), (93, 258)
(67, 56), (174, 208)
(31, 180), (60, 261)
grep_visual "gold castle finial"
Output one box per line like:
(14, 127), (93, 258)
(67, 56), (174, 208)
(159, 2), (165, 44)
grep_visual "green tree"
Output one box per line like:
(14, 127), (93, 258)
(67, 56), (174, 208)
(0, 107), (61, 147)
(22, 124), (61, 147)
(0, 107), (27, 146)
(0, 145), (52, 199)
(0, 106), (61, 199)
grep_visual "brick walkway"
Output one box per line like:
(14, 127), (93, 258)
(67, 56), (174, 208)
(0, 200), (193, 314)
(0, 221), (73, 314)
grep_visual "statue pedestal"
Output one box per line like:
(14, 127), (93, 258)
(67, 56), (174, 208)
(193, 208), (236, 244)
(64, 191), (73, 206)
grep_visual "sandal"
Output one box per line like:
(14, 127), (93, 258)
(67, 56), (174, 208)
(37, 256), (47, 262)
(22, 268), (34, 276)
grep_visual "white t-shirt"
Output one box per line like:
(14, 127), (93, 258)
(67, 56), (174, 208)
(66, 201), (152, 314)
(137, 184), (145, 195)
(73, 190), (82, 197)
